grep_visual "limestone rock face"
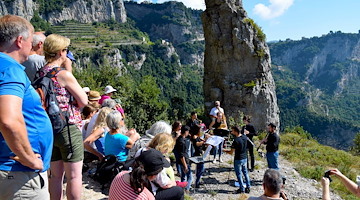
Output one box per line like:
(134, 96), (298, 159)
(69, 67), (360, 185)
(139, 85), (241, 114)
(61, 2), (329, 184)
(45, 0), (126, 24)
(0, 0), (126, 24)
(202, 0), (280, 130)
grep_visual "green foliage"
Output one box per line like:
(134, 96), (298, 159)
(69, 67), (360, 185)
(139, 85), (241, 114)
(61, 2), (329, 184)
(73, 65), (169, 133)
(35, 0), (77, 15)
(243, 80), (256, 88)
(30, 12), (54, 33)
(243, 18), (266, 41)
(350, 132), (360, 155)
(281, 131), (360, 200)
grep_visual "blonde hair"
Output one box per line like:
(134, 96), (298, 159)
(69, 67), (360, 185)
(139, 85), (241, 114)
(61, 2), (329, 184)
(148, 133), (175, 154)
(92, 107), (112, 134)
(43, 34), (70, 63)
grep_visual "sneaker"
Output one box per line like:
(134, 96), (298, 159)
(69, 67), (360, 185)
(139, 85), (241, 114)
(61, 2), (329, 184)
(245, 187), (250, 193)
(236, 189), (244, 194)
(176, 181), (188, 188)
(219, 158), (223, 163)
(212, 159), (217, 164)
(249, 169), (254, 172)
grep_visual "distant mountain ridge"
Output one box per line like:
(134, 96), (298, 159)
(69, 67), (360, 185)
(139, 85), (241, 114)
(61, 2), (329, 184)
(269, 32), (360, 149)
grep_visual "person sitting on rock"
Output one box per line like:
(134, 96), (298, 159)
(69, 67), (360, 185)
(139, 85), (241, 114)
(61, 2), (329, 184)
(248, 169), (287, 200)
(209, 111), (228, 163)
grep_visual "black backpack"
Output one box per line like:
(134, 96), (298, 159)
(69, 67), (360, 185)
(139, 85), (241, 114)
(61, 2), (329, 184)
(93, 155), (124, 190)
(32, 67), (69, 135)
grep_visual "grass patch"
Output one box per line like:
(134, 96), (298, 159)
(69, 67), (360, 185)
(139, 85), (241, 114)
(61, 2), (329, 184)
(208, 190), (217, 196)
(184, 194), (193, 200)
(280, 128), (360, 200)
(243, 18), (266, 42)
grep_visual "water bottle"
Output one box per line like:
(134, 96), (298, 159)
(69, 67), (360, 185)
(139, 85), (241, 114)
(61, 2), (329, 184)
(48, 101), (60, 114)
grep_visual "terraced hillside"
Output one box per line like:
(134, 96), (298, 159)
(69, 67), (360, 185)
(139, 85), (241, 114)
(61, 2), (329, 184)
(51, 21), (149, 49)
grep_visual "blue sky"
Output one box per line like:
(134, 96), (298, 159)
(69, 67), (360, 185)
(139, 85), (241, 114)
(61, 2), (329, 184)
(138, 0), (360, 41)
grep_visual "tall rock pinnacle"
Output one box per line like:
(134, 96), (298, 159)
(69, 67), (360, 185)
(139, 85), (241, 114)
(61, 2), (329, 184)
(202, 0), (280, 130)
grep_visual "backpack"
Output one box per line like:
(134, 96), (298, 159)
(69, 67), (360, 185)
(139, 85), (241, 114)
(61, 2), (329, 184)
(32, 67), (69, 135)
(93, 155), (124, 190)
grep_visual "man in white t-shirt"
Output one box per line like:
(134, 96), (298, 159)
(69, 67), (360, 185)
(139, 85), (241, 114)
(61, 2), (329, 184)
(209, 101), (225, 120)
(22, 32), (46, 83)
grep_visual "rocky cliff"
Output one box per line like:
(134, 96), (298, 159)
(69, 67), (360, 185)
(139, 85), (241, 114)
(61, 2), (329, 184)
(202, 0), (280, 130)
(124, 1), (204, 66)
(0, 0), (126, 24)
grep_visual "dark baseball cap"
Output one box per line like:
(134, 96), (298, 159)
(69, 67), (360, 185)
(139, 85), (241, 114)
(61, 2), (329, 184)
(137, 148), (170, 176)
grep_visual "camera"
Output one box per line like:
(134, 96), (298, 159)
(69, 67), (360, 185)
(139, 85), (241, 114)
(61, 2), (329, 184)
(324, 170), (332, 182)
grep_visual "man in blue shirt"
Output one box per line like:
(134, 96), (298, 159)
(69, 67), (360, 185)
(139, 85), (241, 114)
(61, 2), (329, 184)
(0, 15), (53, 199)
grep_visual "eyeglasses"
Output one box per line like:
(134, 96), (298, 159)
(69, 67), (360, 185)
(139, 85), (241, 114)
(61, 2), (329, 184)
(62, 48), (69, 53)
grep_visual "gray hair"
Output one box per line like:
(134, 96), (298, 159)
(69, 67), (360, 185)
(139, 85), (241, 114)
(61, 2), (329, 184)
(146, 121), (172, 138)
(32, 32), (46, 47)
(0, 15), (33, 49)
(106, 110), (123, 130)
(101, 99), (116, 109)
(263, 169), (283, 194)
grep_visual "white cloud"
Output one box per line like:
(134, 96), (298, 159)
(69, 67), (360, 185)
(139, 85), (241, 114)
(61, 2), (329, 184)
(156, 0), (206, 10)
(253, 0), (294, 20)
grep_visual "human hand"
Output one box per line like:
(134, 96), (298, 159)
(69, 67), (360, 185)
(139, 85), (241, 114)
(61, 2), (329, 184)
(321, 177), (330, 187)
(329, 169), (343, 177)
(127, 129), (140, 141)
(11, 153), (43, 171)
(244, 129), (249, 135)
(280, 190), (288, 200)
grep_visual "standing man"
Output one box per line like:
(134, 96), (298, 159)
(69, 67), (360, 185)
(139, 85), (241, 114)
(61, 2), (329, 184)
(21, 32), (46, 83)
(224, 126), (251, 194)
(209, 100), (224, 119)
(260, 123), (280, 170)
(0, 15), (53, 199)
(186, 111), (201, 136)
(241, 115), (257, 172)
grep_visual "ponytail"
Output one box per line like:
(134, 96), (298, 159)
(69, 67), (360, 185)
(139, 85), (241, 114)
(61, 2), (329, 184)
(130, 160), (148, 194)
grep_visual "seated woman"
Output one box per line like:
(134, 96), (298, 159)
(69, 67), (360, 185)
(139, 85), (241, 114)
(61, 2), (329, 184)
(109, 149), (169, 200)
(135, 133), (185, 199)
(83, 107), (112, 161)
(209, 112), (228, 163)
(105, 110), (139, 162)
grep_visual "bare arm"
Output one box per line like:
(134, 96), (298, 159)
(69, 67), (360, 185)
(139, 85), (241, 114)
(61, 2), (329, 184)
(224, 148), (235, 155)
(0, 95), (43, 170)
(209, 120), (215, 130)
(180, 157), (188, 173)
(330, 169), (360, 197)
(57, 70), (88, 108)
(125, 138), (135, 149)
(321, 177), (331, 200)
(83, 128), (104, 160)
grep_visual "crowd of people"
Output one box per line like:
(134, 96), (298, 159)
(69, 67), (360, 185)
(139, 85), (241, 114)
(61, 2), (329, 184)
(0, 15), (359, 200)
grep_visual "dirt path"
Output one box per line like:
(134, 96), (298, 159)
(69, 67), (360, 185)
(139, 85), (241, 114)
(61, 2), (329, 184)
(68, 153), (343, 200)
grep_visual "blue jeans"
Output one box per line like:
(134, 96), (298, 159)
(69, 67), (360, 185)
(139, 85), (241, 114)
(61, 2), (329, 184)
(173, 150), (183, 177)
(234, 159), (251, 191)
(181, 163), (193, 190)
(266, 151), (279, 170)
(195, 162), (205, 187)
(213, 141), (223, 160)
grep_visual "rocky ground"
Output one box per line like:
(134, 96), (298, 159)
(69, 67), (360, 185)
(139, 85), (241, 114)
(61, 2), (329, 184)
(65, 153), (343, 200)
